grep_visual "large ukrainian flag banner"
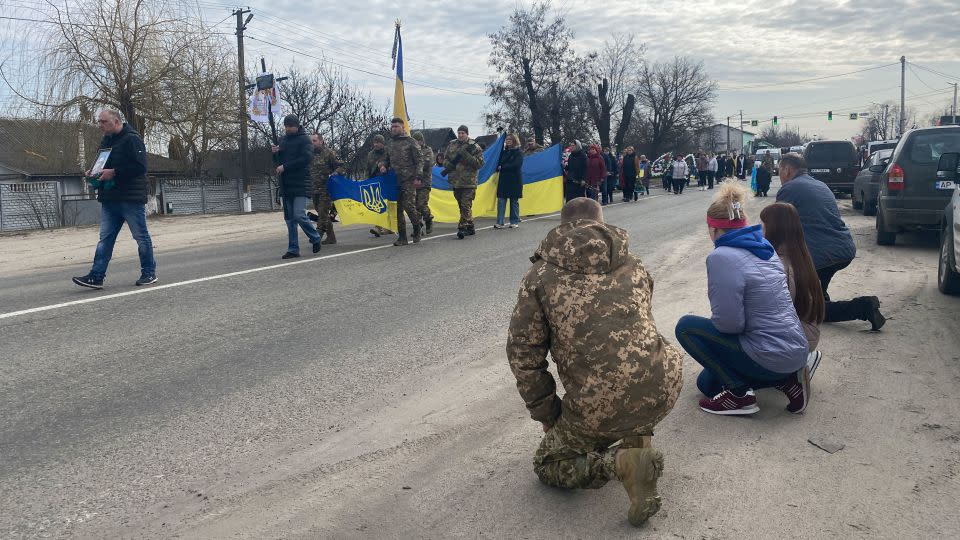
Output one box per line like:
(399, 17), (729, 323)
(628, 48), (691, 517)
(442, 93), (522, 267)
(327, 137), (563, 227)
(329, 171), (398, 230)
(428, 135), (564, 222)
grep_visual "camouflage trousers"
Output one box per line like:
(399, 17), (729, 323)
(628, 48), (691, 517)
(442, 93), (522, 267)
(453, 187), (476, 229)
(397, 182), (422, 234)
(534, 417), (652, 489)
(416, 187), (433, 223)
(312, 184), (333, 233)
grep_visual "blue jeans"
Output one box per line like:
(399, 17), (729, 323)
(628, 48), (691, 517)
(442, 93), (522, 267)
(496, 197), (520, 225)
(675, 315), (789, 396)
(282, 196), (321, 253)
(90, 202), (156, 280)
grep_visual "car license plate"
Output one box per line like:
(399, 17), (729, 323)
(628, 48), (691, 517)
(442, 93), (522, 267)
(811, 168), (830, 173)
(936, 180), (956, 190)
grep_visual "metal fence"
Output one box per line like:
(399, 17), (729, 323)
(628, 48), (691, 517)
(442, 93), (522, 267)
(0, 181), (61, 231)
(158, 177), (279, 215)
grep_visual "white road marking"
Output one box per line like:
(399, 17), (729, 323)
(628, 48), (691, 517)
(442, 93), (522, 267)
(0, 196), (662, 320)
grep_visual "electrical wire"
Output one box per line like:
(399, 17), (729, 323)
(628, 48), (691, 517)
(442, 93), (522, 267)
(719, 62), (900, 91)
(908, 61), (960, 82)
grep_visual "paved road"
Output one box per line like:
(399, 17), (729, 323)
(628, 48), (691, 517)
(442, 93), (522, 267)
(3, 183), (958, 538)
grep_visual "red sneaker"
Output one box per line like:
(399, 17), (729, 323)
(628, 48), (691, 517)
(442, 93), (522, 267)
(776, 367), (810, 414)
(698, 390), (759, 415)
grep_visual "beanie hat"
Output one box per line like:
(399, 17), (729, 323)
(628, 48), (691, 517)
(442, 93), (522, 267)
(457, 125), (469, 134)
(373, 134), (385, 143)
(412, 132), (424, 141)
(282, 114), (300, 127)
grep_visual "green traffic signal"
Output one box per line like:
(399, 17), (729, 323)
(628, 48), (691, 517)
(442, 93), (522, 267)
(828, 111), (833, 121)
(773, 116), (778, 125)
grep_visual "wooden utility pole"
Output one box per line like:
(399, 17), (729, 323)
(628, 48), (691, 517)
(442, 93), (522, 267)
(899, 56), (906, 136)
(234, 8), (252, 189)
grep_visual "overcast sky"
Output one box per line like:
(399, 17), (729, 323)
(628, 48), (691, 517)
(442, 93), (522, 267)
(4, 0), (959, 143)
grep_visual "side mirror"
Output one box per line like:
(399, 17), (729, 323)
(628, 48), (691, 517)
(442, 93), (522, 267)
(868, 164), (884, 173)
(937, 152), (959, 182)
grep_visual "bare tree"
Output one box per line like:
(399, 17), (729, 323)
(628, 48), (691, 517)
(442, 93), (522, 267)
(859, 101), (919, 141)
(757, 123), (808, 148)
(635, 57), (717, 157)
(279, 63), (350, 135)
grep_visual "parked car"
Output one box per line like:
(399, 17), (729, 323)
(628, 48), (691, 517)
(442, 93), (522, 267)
(852, 148), (893, 215)
(937, 152), (960, 294)
(803, 140), (860, 195)
(876, 126), (960, 245)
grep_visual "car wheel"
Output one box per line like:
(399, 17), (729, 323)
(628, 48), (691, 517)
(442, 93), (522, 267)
(853, 191), (863, 210)
(876, 205), (896, 245)
(939, 225), (960, 294)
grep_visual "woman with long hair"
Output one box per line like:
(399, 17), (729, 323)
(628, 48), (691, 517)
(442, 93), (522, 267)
(761, 202), (825, 374)
(495, 133), (524, 229)
(674, 184), (810, 416)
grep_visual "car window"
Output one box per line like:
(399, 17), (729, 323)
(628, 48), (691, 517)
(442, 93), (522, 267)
(906, 130), (960, 165)
(870, 149), (893, 165)
(807, 143), (856, 162)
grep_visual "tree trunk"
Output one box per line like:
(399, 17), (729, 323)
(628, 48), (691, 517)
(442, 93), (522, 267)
(521, 57), (545, 145)
(613, 94), (635, 153)
(549, 83), (562, 145)
(597, 78), (611, 149)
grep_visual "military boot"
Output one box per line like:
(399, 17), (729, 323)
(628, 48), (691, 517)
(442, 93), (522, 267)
(465, 224), (476, 236)
(322, 227), (337, 245)
(616, 447), (664, 527)
(424, 217), (433, 235)
(411, 224), (422, 244)
(393, 231), (409, 246)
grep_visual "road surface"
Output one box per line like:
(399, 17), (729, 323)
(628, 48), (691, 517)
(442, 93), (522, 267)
(2, 182), (958, 538)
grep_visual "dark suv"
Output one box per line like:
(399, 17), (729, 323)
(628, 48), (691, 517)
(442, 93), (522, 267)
(876, 126), (960, 245)
(803, 140), (860, 195)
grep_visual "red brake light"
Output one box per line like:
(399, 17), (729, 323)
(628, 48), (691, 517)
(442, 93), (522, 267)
(887, 164), (905, 191)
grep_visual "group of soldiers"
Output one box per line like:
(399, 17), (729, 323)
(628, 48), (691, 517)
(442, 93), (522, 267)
(307, 119), (486, 245)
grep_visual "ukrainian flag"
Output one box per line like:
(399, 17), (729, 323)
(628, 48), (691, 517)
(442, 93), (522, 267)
(329, 171), (398, 230)
(327, 137), (563, 228)
(392, 23), (409, 134)
(429, 135), (564, 222)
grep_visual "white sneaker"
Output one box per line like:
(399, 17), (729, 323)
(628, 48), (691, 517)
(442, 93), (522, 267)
(508, 223), (519, 228)
(806, 351), (822, 380)
(493, 224), (505, 229)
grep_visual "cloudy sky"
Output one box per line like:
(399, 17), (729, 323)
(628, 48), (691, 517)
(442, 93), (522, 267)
(4, 0), (960, 143)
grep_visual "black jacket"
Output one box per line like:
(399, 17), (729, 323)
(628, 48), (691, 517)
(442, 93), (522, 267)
(566, 150), (587, 183)
(97, 123), (148, 204)
(273, 127), (313, 197)
(497, 147), (524, 199)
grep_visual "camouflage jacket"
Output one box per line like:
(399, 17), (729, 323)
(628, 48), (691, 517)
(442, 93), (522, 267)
(418, 144), (435, 188)
(443, 138), (484, 188)
(311, 146), (344, 191)
(364, 147), (388, 179)
(506, 220), (683, 436)
(523, 144), (544, 156)
(385, 134), (422, 184)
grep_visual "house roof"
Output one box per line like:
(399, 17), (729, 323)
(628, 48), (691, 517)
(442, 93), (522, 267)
(0, 117), (182, 176)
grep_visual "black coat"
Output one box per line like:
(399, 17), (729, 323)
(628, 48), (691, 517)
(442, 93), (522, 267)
(97, 123), (148, 204)
(273, 128), (313, 197)
(497, 147), (524, 199)
(566, 150), (587, 183)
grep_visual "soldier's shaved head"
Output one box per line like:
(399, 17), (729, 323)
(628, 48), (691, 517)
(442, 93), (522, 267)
(561, 197), (604, 224)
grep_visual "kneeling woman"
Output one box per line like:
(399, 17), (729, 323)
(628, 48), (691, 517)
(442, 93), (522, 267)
(675, 184), (810, 415)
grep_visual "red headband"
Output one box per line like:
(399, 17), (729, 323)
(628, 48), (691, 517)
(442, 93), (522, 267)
(707, 217), (748, 229)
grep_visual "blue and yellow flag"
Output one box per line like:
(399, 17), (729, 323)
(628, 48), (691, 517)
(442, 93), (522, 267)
(328, 136), (563, 227)
(391, 23), (409, 134)
(329, 171), (398, 230)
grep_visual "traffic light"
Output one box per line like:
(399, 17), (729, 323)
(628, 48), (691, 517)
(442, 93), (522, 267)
(773, 116), (778, 125)
(828, 111), (833, 121)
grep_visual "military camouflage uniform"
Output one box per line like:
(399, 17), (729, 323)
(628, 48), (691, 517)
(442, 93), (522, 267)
(507, 220), (683, 489)
(365, 145), (393, 236)
(311, 145), (344, 235)
(416, 141), (435, 225)
(442, 138), (484, 231)
(523, 143), (544, 156)
(385, 133), (423, 235)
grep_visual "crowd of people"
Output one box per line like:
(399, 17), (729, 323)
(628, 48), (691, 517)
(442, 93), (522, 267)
(506, 151), (886, 527)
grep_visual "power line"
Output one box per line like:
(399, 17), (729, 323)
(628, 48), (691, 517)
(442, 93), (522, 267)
(907, 63), (939, 92)
(720, 62), (900, 91)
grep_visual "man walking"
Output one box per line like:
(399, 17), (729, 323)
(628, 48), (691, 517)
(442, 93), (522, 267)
(308, 134), (343, 245)
(708, 152), (718, 189)
(365, 134), (393, 238)
(412, 131), (435, 235)
(507, 197), (683, 527)
(73, 109), (156, 289)
(442, 125), (484, 239)
(273, 115), (322, 259)
(385, 117), (423, 246)
(776, 153), (886, 330)
(602, 146), (618, 205)
(696, 152), (709, 191)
